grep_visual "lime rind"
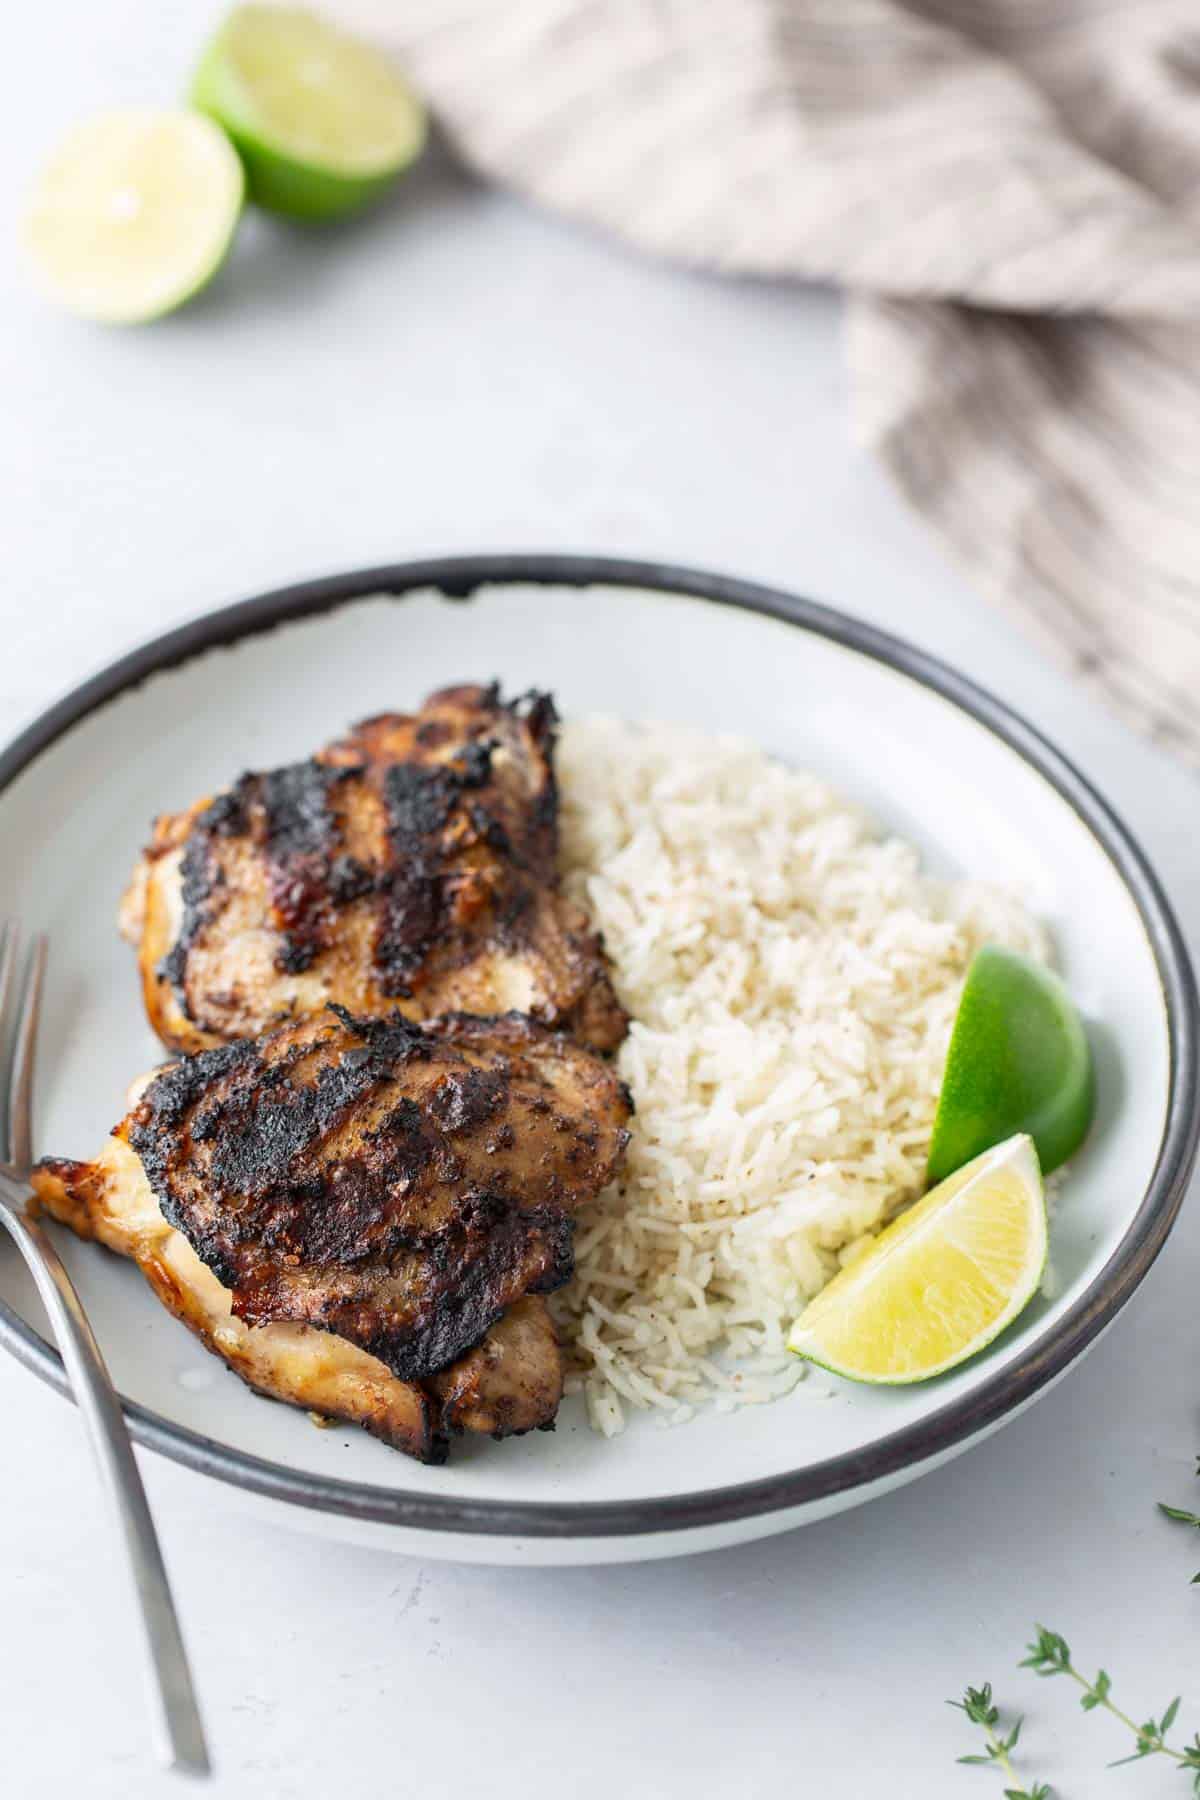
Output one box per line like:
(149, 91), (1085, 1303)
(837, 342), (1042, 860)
(927, 944), (1094, 1185)
(788, 1135), (1047, 1386)
(191, 6), (426, 222)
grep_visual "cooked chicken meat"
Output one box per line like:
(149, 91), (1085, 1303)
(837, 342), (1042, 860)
(428, 1293), (564, 1439)
(122, 683), (627, 1056)
(32, 1006), (630, 1460)
(42, 684), (633, 1463)
(120, 1005), (631, 1375)
(32, 1137), (563, 1462)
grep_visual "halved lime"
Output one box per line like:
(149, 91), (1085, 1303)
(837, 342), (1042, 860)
(23, 108), (244, 324)
(191, 6), (426, 221)
(788, 1134), (1046, 1384)
(927, 944), (1094, 1185)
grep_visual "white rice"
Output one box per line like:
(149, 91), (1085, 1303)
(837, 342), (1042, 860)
(551, 718), (1049, 1436)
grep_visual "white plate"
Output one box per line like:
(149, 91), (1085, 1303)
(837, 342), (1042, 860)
(0, 556), (1195, 1565)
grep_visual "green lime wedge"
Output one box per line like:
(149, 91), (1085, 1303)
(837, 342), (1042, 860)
(191, 5), (426, 221)
(23, 108), (243, 324)
(927, 945), (1094, 1184)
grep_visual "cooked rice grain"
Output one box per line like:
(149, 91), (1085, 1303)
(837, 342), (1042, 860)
(551, 718), (1048, 1435)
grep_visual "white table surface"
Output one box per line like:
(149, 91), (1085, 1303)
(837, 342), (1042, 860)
(5, 6), (1199, 1796)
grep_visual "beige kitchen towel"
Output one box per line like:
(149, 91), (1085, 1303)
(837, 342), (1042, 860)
(333, 0), (1200, 761)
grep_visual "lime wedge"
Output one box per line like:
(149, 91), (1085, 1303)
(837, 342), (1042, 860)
(787, 1134), (1046, 1384)
(23, 109), (243, 324)
(191, 5), (426, 221)
(927, 945), (1094, 1185)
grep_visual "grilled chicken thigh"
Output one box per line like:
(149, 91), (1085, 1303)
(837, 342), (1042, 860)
(33, 1137), (564, 1460)
(123, 683), (626, 1056)
(43, 684), (632, 1462)
(32, 1007), (630, 1460)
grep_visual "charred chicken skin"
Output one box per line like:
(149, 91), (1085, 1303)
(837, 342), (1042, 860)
(32, 1007), (630, 1461)
(122, 683), (627, 1057)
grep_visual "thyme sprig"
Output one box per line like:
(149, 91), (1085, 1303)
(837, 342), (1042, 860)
(1158, 1454), (1200, 1583)
(1022, 1627), (1200, 1791)
(950, 1682), (1052, 1799)
(1158, 1503), (1200, 1583)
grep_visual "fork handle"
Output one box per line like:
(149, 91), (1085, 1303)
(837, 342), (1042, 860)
(0, 1196), (210, 1776)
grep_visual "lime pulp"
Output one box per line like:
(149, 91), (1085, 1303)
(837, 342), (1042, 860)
(23, 108), (244, 324)
(191, 5), (426, 221)
(788, 1134), (1047, 1385)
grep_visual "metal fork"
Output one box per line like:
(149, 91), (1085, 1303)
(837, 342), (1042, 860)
(0, 926), (209, 1776)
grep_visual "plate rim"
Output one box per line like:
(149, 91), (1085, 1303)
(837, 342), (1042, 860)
(1, 551), (1195, 1540)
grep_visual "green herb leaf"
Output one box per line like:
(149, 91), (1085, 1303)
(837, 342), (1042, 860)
(1021, 1626), (1071, 1676)
(1159, 1503), (1200, 1528)
(951, 1683), (1002, 1728)
(953, 1682), (1045, 1793)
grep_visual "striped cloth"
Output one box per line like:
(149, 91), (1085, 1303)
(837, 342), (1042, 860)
(335, 0), (1200, 762)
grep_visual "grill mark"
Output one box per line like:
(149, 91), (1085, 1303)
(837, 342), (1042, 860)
(368, 693), (555, 994)
(259, 762), (353, 973)
(343, 1203), (575, 1379)
(372, 730), (513, 995)
(151, 683), (624, 1048)
(168, 701), (542, 1004)
(159, 759), (360, 1001)
(128, 1037), (259, 1203)
(229, 1192), (575, 1379)
(260, 762), (347, 859)
(129, 1009), (431, 1213)
(157, 787), (249, 1015)
(124, 1005), (628, 1383)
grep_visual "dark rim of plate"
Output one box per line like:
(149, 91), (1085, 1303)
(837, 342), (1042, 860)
(0, 554), (1196, 1542)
